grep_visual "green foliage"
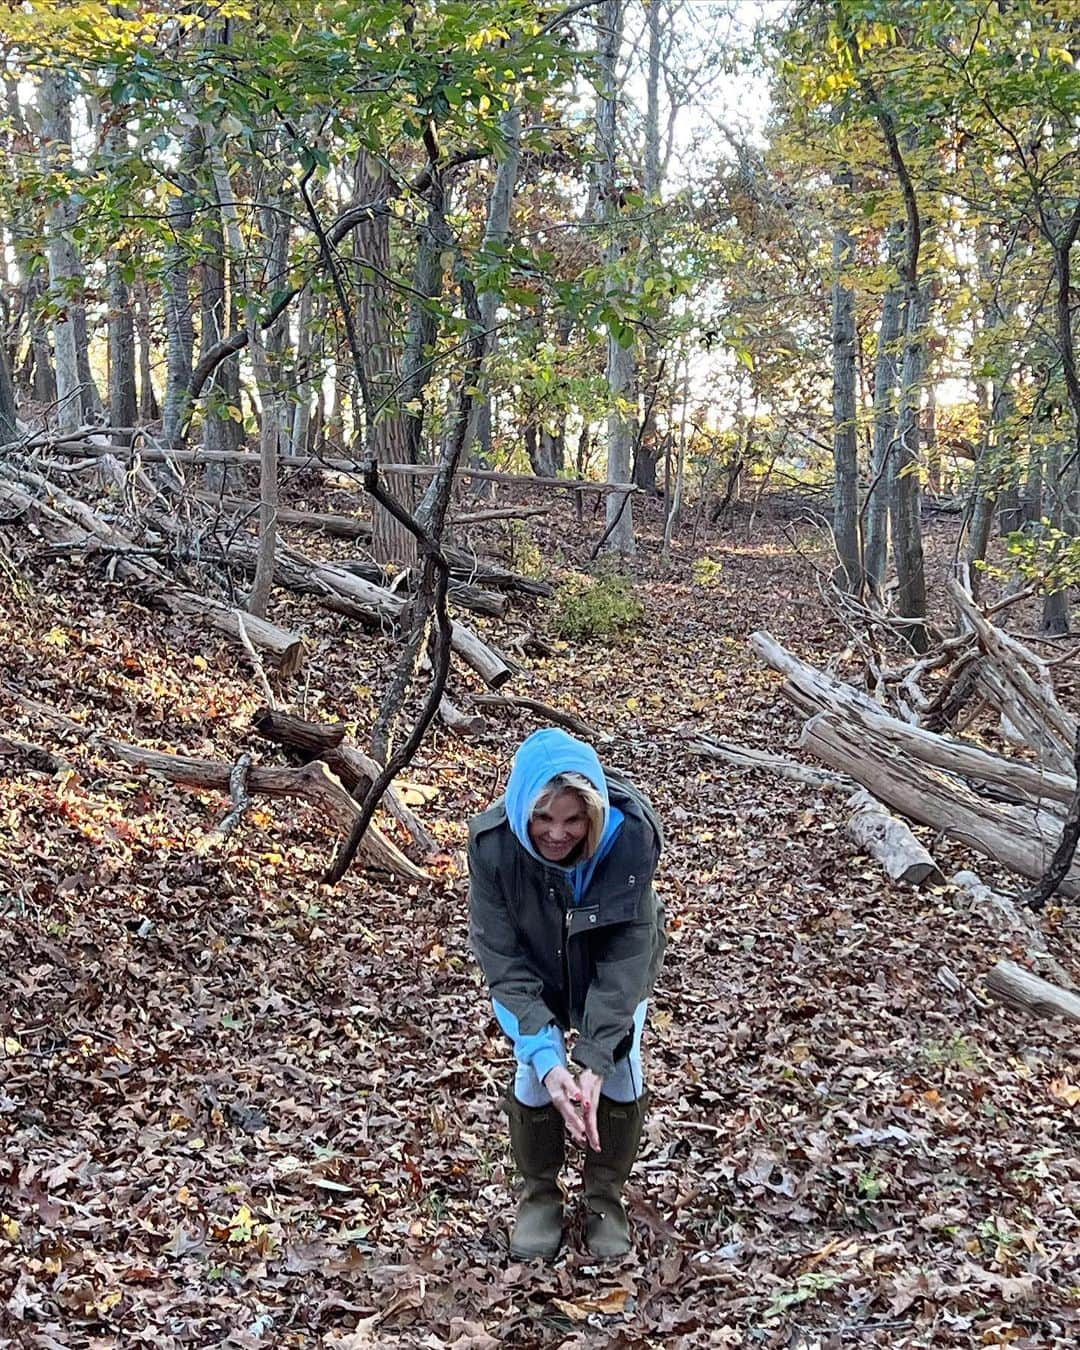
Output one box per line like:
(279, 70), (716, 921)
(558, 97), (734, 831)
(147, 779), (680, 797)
(552, 571), (644, 642)
(978, 522), (1080, 595)
(764, 1271), (842, 1320)
(691, 556), (724, 587)
(504, 520), (544, 580)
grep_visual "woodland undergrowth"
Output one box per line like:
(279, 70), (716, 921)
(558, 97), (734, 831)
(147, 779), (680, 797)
(1, 495), (1078, 1349)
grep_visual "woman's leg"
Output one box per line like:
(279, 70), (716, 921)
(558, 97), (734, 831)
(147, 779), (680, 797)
(599, 1000), (648, 1102)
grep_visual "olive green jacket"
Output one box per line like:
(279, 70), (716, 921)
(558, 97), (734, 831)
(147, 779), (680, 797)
(468, 773), (665, 1078)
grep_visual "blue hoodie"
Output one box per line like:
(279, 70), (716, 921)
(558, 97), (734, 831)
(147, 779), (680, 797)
(493, 728), (625, 1082)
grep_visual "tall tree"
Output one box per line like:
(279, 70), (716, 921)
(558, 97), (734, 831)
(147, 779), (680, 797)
(597, 0), (636, 554)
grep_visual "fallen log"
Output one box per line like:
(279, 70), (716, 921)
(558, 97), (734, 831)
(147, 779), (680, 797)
(222, 539), (516, 687)
(449, 504), (551, 526)
(750, 630), (1074, 811)
(800, 711), (1080, 895)
(845, 789), (943, 886)
(8, 694), (426, 881)
(252, 709), (437, 853)
(442, 544), (553, 598)
(948, 578), (1075, 774)
(983, 959), (1080, 1023)
(0, 474), (304, 674)
(450, 621), (513, 689)
(192, 491), (372, 540)
(335, 561), (509, 618)
(471, 693), (610, 745)
(951, 870), (1075, 989)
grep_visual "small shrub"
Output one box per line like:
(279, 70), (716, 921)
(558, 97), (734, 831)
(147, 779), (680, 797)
(505, 519), (545, 579)
(692, 555), (724, 587)
(553, 571), (644, 641)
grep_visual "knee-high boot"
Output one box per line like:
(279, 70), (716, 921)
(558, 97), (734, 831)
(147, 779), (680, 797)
(505, 1096), (565, 1260)
(583, 1092), (646, 1259)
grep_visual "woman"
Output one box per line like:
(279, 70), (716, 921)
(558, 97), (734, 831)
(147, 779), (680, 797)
(468, 727), (665, 1260)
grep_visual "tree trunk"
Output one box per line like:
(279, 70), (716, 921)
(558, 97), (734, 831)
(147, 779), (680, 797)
(134, 276), (159, 421)
(353, 151), (416, 566)
(200, 196), (241, 489)
(105, 122), (137, 445)
(469, 103), (522, 466)
(161, 125), (205, 451)
(831, 211), (861, 590)
(38, 71), (84, 432)
(0, 336), (17, 442)
(597, 0), (635, 555)
(864, 243), (903, 592)
(890, 280), (930, 649)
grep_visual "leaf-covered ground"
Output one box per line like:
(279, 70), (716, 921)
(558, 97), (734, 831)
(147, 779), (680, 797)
(2, 496), (1078, 1349)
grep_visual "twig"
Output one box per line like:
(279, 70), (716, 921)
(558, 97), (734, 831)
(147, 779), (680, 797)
(235, 610), (277, 710)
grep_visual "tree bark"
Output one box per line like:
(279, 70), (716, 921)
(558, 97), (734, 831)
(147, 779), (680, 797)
(162, 125), (205, 451)
(864, 226), (903, 592)
(597, 0), (635, 555)
(831, 209), (861, 590)
(984, 960), (1080, 1022)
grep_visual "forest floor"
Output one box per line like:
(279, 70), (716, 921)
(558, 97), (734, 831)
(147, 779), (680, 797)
(1, 489), (1078, 1350)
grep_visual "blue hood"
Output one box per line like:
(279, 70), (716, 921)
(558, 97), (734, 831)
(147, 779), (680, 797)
(505, 728), (624, 901)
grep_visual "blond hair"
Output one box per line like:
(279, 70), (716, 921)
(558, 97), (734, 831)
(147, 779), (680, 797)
(531, 772), (606, 857)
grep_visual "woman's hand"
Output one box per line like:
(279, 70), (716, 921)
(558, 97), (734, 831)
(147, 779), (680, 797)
(578, 1069), (603, 1151)
(543, 1066), (587, 1144)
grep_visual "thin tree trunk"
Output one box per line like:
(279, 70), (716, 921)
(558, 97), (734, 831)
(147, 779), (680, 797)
(831, 208), (861, 590)
(38, 71), (83, 431)
(633, 0), (664, 495)
(134, 276), (158, 421)
(864, 235), (903, 591)
(199, 198), (241, 490)
(469, 103), (522, 466)
(598, 0), (635, 555)
(162, 125), (205, 450)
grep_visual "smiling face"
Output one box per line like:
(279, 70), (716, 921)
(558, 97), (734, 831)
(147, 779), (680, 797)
(528, 788), (590, 863)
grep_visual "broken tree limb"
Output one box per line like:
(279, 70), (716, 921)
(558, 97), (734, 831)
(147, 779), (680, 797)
(252, 709), (437, 853)
(845, 789), (944, 886)
(951, 870), (1075, 990)
(192, 491), (372, 540)
(448, 621), (514, 689)
(750, 629), (1074, 811)
(0, 474), (305, 674)
(7, 693), (425, 880)
(438, 695), (488, 737)
(948, 578), (1076, 774)
(471, 693), (610, 745)
(983, 959), (1080, 1023)
(449, 504), (551, 525)
(684, 732), (853, 792)
(800, 711), (1080, 895)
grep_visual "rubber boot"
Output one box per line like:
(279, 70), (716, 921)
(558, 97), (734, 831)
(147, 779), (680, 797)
(505, 1097), (565, 1260)
(583, 1093), (646, 1260)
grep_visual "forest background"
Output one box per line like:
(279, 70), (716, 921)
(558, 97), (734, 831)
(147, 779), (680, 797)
(1, 2), (1079, 1347)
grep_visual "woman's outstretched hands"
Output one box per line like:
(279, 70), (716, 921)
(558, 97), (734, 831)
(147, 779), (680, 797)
(543, 1066), (587, 1144)
(543, 1066), (603, 1150)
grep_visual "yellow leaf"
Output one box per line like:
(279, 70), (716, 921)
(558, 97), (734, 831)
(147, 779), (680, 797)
(192, 655), (208, 671)
(1049, 1077), (1080, 1107)
(2, 1037), (21, 1054)
(1, 1213), (19, 1241)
